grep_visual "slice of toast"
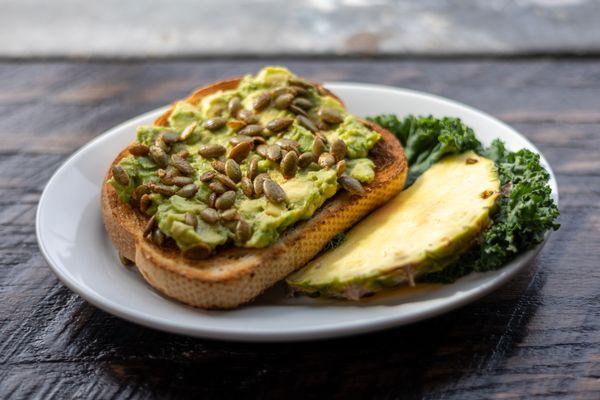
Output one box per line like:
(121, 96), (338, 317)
(101, 77), (408, 309)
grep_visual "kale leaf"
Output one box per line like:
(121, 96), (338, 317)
(368, 114), (482, 185)
(476, 140), (560, 269)
(368, 114), (560, 282)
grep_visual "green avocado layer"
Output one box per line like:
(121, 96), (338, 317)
(108, 66), (380, 253)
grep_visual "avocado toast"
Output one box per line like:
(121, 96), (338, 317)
(101, 67), (408, 309)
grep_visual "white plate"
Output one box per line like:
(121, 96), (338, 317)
(36, 83), (559, 342)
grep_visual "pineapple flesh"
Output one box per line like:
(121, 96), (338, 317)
(287, 151), (500, 300)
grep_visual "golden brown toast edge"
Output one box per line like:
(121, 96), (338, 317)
(101, 77), (407, 308)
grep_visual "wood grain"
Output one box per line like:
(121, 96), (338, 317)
(0, 59), (598, 399)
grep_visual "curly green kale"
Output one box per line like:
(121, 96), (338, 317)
(368, 114), (560, 282)
(368, 114), (482, 185)
(477, 140), (560, 267)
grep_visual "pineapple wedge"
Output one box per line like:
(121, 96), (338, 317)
(287, 151), (500, 300)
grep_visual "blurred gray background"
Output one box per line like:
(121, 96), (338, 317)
(2, 0), (600, 57)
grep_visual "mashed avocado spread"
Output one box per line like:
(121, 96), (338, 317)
(108, 66), (380, 258)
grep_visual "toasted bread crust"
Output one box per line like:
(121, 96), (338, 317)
(101, 77), (408, 308)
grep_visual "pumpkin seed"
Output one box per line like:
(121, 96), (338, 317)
(247, 156), (259, 179)
(157, 168), (175, 185)
(289, 77), (313, 89)
(184, 212), (198, 228)
(151, 228), (165, 247)
(316, 131), (328, 144)
(170, 176), (192, 187)
(225, 159), (242, 182)
(298, 152), (314, 168)
(212, 160), (226, 174)
(214, 173), (237, 190)
(289, 104), (309, 117)
(149, 145), (169, 168)
(292, 97), (313, 110)
(228, 141), (253, 163)
(253, 92), (271, 112)
(271, 87), (293, 97)
(292, 86), (310, 98)
(139, 193), (151, 213)
(256, 144), (269, 158)
(149, 183), (177, 196)
(177, 149), (189, 159)
(319, 107), (344, 124)
(204, 117), (227, 131)
(296, 115), (317, 132)
(266, 144), (282, 162)
(238, 124), (264, 137)
(208, 192), (217, 208)
(241, 177), (254, 197)
(318, 152), (335, 169)
(221, 209), (239, 222)
(129, 143), (149, 156)
(338, 175), (366, 196)
(200, 207), (220, 224)
(143, 215), (157, 237)
(132, 184), (150, 205)
(236, 219), (252, 243)
(228, 97), (242, 116)
(280, 150), (298, 179)
(155, 135), (170, 152)
(161, 131), (181, 144)
(252, 136), (267, 145)
(237, 109), (259, 124)
(229, 135), (253, 146)
(226, 119), (246, 132)
(199, 170), (216, 182)
(215, 190), (236, 210)
(199, 144), (226, 159)
(180, 122), (197, 140)
(274, 93), (294, 109)
(330, 138), (347, 161)
(316, 119), (330, 131)
(266, 117), (293, 133)
(183, 243), (211, 259)
(263, 179), (287, 204)
(275, 138), (300, 153)
(311, 136), (325, 159)
(112, 165), (130, 186)
(336, 160), (346, 176)
(209, 181), (226, 194)
(176, 183), (198, 198)
(171, 154), (195, 176)
(253, 173), (269, 196)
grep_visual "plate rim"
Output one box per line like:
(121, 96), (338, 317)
(36, 82), (558, 342)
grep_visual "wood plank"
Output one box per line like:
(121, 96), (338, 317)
(0, 60), (598, 399)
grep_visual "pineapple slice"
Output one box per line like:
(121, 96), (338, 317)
(287, 151), (500, 299)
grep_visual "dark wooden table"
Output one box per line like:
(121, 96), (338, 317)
(1, 59), (598, 399)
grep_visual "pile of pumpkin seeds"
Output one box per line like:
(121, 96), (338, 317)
(114, 77), (367, 259)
